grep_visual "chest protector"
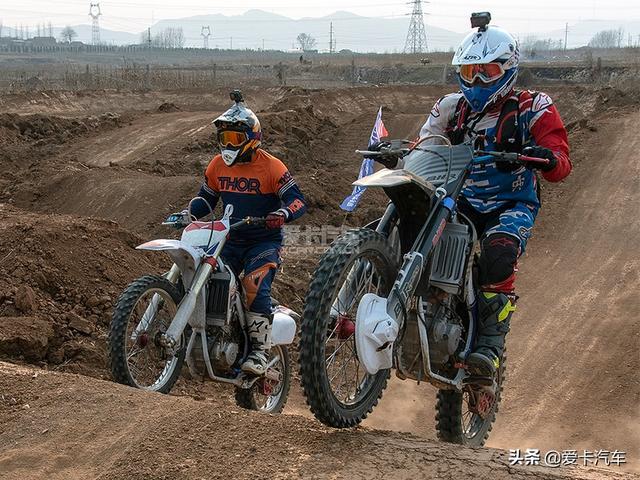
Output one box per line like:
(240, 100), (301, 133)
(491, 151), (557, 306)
(445, 91), (535, 153)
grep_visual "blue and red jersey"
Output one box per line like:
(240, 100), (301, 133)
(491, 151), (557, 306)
(192, 149), (306, 244)
(420, 90), (571, 214)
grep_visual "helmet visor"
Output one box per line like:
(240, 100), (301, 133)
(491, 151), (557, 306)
(218, 130), (248, 148)
(458, 63), (505, 84)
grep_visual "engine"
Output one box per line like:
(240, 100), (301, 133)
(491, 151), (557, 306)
(209, 326), (240, 371)
(425, 298), (463, 366)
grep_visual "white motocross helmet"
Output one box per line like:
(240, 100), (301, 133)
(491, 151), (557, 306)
(452, 13), (519, 112)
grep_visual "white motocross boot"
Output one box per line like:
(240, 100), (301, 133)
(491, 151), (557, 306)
(241, 313), (272, 375)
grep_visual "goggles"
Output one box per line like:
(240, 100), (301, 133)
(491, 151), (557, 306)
(218, 130), (249, 148)
(458, 62), (505, 84)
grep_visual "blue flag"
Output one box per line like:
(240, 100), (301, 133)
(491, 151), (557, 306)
(340, 107), (388, 212)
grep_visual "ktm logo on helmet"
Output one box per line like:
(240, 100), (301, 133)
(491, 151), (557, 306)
(219, 176), (261, 193)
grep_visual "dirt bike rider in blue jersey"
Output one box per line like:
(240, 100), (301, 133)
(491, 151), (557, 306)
(371, 14), (571, 381)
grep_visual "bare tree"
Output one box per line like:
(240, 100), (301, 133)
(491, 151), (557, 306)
(296, 33), (317, 51)
(521, 36), (563, 57)
(151, 27), (186, 48)
(60, 26), (77, 43)
(0, 20), (3, 38)
(589, 28), (624, 48)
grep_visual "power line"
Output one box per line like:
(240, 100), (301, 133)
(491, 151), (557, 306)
(89, 2), (102, 45)
(201, 25), (211, 48)
(404, 0), (428, 53)
(329, 21), (336, 53)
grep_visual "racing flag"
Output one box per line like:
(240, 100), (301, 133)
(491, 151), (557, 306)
(340, 107), (388, 212)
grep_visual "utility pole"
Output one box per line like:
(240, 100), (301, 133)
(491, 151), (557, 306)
(201, 26), (211, 49)
(48, 22), (53, 37)
(564, 22), (568, 51)
(404, 0), (428, 54)
(147, 27), (151, 47)
(329, 22), (336, 53)
(230, 36), (233, 50)
(262, 38), (265, 50)
(89, 2), (102, 45)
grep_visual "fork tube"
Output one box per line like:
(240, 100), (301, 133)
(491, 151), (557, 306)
(162, 262), (213, 348)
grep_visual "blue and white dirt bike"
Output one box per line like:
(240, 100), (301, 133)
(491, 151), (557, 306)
(108, 202), (299, 413)
(298, 138), (550, 445)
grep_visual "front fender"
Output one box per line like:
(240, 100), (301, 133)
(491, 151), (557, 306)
(354, 168), (435, 194)
(137, 239), (203, 286)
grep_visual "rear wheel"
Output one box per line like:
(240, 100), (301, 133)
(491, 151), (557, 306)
(234, 345), (291, 414)
(299, 228), (398, 428)
(108, 275), (186, 394)
(435, 351), (506, 446)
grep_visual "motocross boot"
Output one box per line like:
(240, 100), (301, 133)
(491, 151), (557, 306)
(466, 292), (515, 379)
(241, 313), (272, 375)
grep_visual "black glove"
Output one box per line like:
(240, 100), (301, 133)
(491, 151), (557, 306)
(368, 140), (391, 151)
(368, 141), (399, 169)
(522, 146), (557, 172)
(495, 158), (522, 173)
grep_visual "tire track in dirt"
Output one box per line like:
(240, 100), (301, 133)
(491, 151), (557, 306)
(68, 112), (212, 167)
(0, 362), (633, 480)
(488, 110), (640, 466)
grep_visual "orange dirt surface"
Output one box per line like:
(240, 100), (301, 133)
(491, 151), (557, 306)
(0, 84), (638, 478)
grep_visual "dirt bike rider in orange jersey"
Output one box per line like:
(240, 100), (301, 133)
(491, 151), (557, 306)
(373, 13), (571, 380)
(180, 91), (307, 375)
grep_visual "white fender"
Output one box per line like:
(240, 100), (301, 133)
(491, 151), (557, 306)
(355, 293), (399, 374)
(272, 311), (296, 345)
(137, 239), (203, 285)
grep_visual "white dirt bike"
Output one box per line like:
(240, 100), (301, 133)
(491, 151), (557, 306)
(108, 201), (298, 413)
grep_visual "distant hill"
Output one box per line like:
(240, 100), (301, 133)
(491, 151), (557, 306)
(148, 9), (464, 52)
(6, 11), (636, 52)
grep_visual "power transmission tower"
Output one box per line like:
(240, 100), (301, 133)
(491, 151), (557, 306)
(329, 22), (336, 53)
(564, 23), (568, 51)
(89, 2), (102, 45)
(404, 0), (428, 54)
(201, 26), (211, 49)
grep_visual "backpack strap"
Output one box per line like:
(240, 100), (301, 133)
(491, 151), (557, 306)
(445, 96), (470, 145)
(493, 93), (522, 153)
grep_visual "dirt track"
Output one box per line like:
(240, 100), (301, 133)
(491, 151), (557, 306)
(0, 85), (638, 478)
(0, 362), (634, 480)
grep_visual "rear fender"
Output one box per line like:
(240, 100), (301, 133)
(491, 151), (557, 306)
(137, 239), (203, 287)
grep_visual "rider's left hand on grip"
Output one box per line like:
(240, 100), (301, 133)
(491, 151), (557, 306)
(265, 212), (285, 229)
(522, 146), (557, 172)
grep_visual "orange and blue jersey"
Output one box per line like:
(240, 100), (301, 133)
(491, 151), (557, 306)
(192, 149), (306, 244)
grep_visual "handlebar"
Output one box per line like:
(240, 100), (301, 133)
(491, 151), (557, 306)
(164, 215), (268, 230)
(475, 150), (551, 167)
(230, 216), (267, 229)
(357, 147), (551, 168)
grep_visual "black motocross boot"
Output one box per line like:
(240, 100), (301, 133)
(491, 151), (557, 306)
(466, 292), (515, 379)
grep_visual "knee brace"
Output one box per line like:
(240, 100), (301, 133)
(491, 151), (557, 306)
(478, 234), (519, 292)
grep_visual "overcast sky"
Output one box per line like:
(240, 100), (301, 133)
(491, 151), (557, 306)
(1, 0), (638, 36)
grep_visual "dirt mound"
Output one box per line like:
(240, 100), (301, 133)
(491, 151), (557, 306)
(0, 362), (631, 480)
(0, 205), (166, 376)
(157, 102), (181, 113)
(0, 112), (122, 145)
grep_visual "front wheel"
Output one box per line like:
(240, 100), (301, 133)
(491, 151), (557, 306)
(435, 351), (507, 446)
(234, 345), (291, 414)
(299, 228), (399, 428)
(108, 275), (186, 393)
